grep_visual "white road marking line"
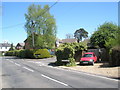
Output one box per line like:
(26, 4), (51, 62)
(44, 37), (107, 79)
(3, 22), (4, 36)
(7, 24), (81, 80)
(41, 74), (68, 86)
(14, 63), (21, 66)
(23, 67), (34, 72)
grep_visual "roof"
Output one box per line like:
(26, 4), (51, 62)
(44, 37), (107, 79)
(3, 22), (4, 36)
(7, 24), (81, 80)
(16, 43), (25, 47)
(61, 39), (77, 43)
(0, 43), (11, 47)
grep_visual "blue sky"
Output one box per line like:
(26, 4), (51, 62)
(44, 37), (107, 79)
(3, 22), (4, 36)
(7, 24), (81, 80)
(1, 2), (118, 45)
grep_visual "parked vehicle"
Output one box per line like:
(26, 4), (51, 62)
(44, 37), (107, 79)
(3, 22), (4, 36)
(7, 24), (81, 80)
(80, 52), (97, 65)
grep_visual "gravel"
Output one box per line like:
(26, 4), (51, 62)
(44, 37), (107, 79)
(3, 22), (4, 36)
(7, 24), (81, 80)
(59, 62), (119, 79)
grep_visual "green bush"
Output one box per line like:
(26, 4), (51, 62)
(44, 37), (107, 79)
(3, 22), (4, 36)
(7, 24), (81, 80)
(66, 58), (76, 67)
(109, 47), (120, 66)
(5, 51), (15, 56)
(55, 43), (86, 66)
(34, 49), (51, 59)
(5, 49), (51, 59)
(17, 49), (35, 58)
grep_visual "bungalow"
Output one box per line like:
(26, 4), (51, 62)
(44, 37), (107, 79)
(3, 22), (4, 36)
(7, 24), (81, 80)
(55, 38), (77, 47)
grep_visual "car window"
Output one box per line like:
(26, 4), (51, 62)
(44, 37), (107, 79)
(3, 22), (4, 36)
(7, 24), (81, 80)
(83, 54), (93, 57)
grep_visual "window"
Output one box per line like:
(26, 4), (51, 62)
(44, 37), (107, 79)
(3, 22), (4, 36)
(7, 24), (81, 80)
(83, 54), (93, 57)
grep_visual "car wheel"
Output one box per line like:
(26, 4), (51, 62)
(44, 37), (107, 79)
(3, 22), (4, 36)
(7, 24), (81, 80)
(90, 61), (94, 66)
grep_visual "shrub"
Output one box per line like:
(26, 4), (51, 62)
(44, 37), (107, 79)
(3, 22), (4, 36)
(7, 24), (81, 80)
(34, 49), (51, 59)
(17, 49), (35, 58)
(66, 58), (76, 67)
(5, 49), (52, 59)
(55, 43), (86, 66)
(5, 51), (16, 56)
(17, 50), (26, 58)
(109, 47), (120, 66)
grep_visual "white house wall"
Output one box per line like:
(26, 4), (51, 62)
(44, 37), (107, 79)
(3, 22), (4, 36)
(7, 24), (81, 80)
(0, 47), (10, 52)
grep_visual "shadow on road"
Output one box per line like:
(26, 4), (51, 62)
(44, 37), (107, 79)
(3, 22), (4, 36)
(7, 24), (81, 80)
(48, 62), (58, 67)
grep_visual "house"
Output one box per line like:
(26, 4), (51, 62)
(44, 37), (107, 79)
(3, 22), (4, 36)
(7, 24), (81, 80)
(15, 43), (25, 50)
(55, 38), (77, 47)
(0, 43), (11, 52)
(24, 39), (32, 49)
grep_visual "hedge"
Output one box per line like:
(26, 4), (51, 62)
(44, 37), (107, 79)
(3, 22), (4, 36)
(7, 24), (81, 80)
(55, 43), (87, 66)
(5, 49), (51, 59)
(34, 49), (51, 59)
(109, 47), (120, 66)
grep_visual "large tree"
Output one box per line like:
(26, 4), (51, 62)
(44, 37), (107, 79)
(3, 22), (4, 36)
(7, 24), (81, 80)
(74, 28), (88, 43)
(24, 4), (56, 49)
(90, 22), (118, 48)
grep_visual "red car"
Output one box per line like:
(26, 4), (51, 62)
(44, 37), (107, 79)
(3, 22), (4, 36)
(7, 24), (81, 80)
(80, 52), (97, 65)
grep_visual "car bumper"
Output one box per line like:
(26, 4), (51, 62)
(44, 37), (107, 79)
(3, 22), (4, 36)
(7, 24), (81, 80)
(80, 61), (93, 64)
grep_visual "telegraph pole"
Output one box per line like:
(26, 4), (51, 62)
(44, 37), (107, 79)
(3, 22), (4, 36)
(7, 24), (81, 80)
(32, 21), (35, 49)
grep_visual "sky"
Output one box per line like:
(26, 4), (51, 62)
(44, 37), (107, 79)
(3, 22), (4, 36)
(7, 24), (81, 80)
(1, 1), (118, 45)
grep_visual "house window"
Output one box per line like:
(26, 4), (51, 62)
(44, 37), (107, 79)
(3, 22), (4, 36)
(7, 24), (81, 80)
(5, 47), (7, 49)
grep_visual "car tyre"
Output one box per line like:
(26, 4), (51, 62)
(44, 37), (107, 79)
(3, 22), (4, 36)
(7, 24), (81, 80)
(91, 61), (94, 66)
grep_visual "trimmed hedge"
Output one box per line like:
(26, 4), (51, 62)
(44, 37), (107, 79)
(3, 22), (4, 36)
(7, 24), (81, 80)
(34, 49), (51, 59)
(5, 49), (51, 59)
(5, 50), (17, 56)
(109, 47), (120, 66)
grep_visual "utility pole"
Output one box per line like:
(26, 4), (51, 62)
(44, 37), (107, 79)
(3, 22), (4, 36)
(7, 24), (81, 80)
(32, 21), (35, 49)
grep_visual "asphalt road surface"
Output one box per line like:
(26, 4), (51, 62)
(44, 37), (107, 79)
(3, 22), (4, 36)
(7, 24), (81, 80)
(0, 56), (119, 89)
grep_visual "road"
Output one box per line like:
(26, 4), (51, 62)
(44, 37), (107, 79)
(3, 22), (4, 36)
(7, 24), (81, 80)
(0, 56), (119, 89)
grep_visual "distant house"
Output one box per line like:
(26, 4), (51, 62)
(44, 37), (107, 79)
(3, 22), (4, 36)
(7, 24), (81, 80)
(0, 43), (11, 52)
(55, 38), (77, 47)
(15, 43), (25, 50)
(24, 39), (32, 49)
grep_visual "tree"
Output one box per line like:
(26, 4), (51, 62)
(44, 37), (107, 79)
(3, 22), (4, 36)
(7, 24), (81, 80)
(24, 4), (57, 49)
(90, 22), (118, 48)
(9, 43), (14, 51)
(74, 28), (88, 43)
(66, 33), (73, 39)
(105, 26), (120, 49)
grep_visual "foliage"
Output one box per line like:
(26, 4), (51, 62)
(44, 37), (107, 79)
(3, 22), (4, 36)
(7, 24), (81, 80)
(90, 22), (118, 48)
(5, 50), (18, 56)
(105, 27), (120, 49)
(66, 58), (76, 67)
(55, 43), (87, 66)
(34, 49), (51, 58)
(5, 51), (13, 56)
(5, 49), (51, 59)
(74, 28), (88, 43)
(24, 4), (57, 49)
(9, 43), (14, 51)
(109, 47), (120, 66)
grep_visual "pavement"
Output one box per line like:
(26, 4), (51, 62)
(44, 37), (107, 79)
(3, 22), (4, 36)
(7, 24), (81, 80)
(0, 56), (119, 89)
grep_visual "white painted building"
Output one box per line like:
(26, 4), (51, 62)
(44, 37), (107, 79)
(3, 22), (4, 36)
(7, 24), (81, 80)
(0, 43), (11, 52)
